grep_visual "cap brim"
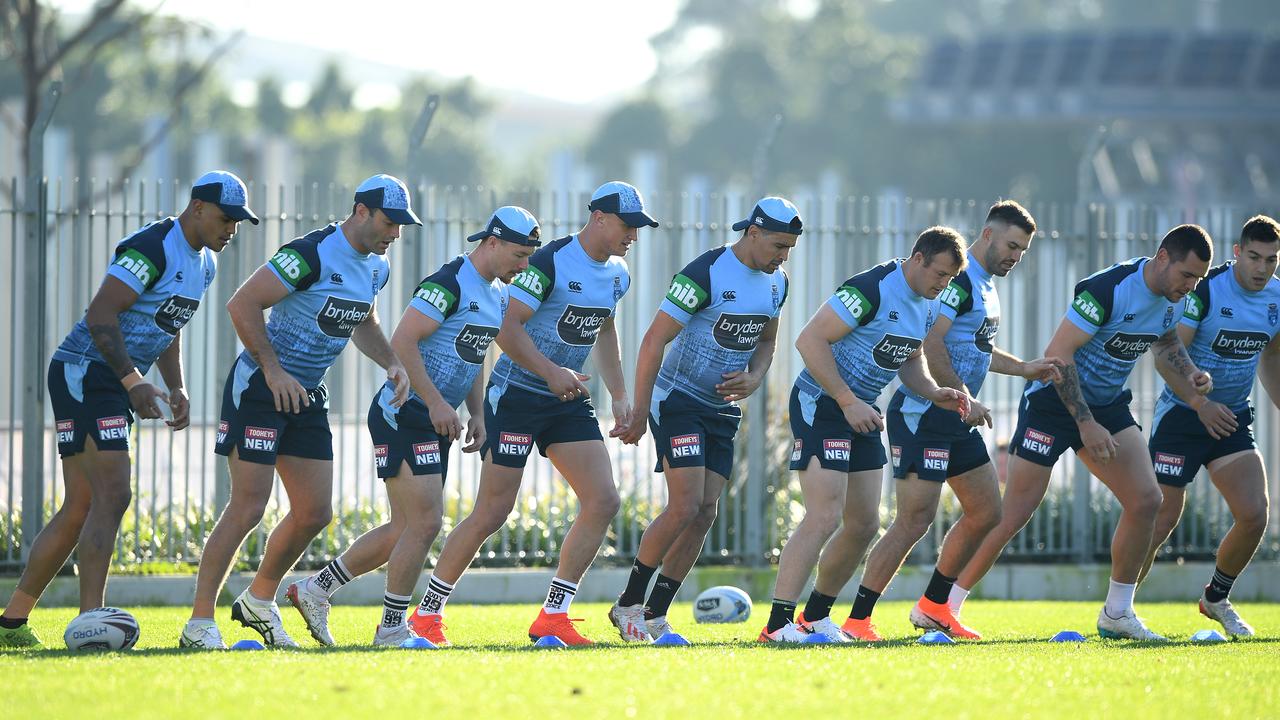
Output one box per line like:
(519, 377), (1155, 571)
(731, 219), (751, 231)
(619, 211), (659, 229)
(220, 203), (260, 226)
(381, 207), (423, 226)
(466, 230), (489, 242)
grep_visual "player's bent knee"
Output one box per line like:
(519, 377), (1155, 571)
(691, 500), (719, 529)
(1234, 504), (1269, 535)
(583, 491), (621, 520)
(92, 485), (133, 517)
(1125, 487), (1164, 519)
(295, 506), (334, 535)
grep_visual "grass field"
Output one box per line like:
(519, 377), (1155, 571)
(6, 601), (1278, 719)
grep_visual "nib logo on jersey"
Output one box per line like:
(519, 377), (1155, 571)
(670, 433), (703, 458)
(1153, 452), (1185, 477)
(497, 431), (532, 457)
(1103, 332), (1158, 361)
(872, 334), (922, 370)
(974, 316), (1000, 354)
(413, 441), (441, 466)
(557, 305), (611, 346)
(455, 324), (499, 364)
(712, 313), (769, 351)
(1210, 329), (1271, 359)
(154, 295), (201, 334)
(243, 426), (278, 453)
(317, 296), (372, 338)
(96, 416), (128, 441)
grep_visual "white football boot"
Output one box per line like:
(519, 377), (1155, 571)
(179, 621), (227, 650)
(286, 578), (335, 646)
(645, 614), (676, 640)
(1199, 596), (1255, 638)
(798, 614), (852, 643)
(757, 622), (814, 644)
(372, 624), (416, 647)
(1097, 607), (1166, 641)
(608, 603), (654, 643)
(231, 590), (300, 648)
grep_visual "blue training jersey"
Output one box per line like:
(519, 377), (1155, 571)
(377, 253), (507, 418)
(1028, 257), (1178, 406)
(1155, 262), (1280, 417)
(896, 250), (999, 423)
(654, 246), (788, 408)
(55, 218), (216, 374)
(238, 223), (390, 389)
(490, 234), (630, 397)
(795, 259), (937, 403)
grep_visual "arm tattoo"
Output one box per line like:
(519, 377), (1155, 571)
(88, 322), (136, 378)
(1156, 329), (1195, 378)
(1053, 364), (1094, 424)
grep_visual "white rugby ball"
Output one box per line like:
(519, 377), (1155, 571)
(64, 607), (140, 651)
(693, 585), (752, 623)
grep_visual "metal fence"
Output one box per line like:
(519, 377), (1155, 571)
(1, 179), (1277, 572)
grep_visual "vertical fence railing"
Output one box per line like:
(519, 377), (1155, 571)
(1, 180), (1277, 571)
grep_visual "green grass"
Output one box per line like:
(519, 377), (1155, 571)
(5, 602), (1279, 719)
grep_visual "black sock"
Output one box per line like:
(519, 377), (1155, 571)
(923, 568), (957, 605)
(849, 585), (881, 620)
(801, 589), (838, 622)
(644, 574), (682, 620)
(1204, 567), (1237, 603)
(0, 616), (28, 629)
(618, 559), (657, 607)
(767, 599), (797, 633)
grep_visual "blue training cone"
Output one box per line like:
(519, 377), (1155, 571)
(1190, 629), (1228, 643)
(230, 639), (264, 651)
(400, 636), (438, 649)
(653, 631), (690, 647)
(803, 633), (833, 644)
(918, 630), (955, 645)
(533, 635), (568, 649)
(1051, 630), (1087, 643)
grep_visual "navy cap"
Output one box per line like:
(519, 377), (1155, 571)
(732, 196), (803, 235)
(587, 181), (659, 228)
(190, 170), (259, 225)
(353, 174), (422, 226)
(467, 206), (542, 246)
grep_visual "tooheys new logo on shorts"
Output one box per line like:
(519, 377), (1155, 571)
(317, 297), (372, 338)
(667, 274), (707, 313)
(413, 441), (441, 466)
(154, 295), (201, 334)
(713, 313), (769, 351)
(558, 305), (610, 346)
(1210, 329), (1271, 360)
(456, 325), (499, 363)
(113, 249), (158, 287)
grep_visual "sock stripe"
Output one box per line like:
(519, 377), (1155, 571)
(383, 594), (412, 611)
(328, 560), (352, 584)
(550, 579), (578, 594)
(427, 578), (454, 594)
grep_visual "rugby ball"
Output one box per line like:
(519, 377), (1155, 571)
(64, 607), (140, 651)
(693, 586), (752, 623)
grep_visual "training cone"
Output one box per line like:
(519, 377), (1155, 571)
(229, 639), (264, 651)
(1190, 629), (1228, 643)
(653, 632), (690, 647)
(803, 633), (832, 644)
(918, 630), (956, 645)
(1050, 630), (1087, 643)
(400, 636), (438, 649)
(533, 635), (568, 649)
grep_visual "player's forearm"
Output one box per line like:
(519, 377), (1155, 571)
(630, 332), (667, 411)
(1152, 331), (1205, 408)
(1259, 353), (1280, 411)
(989, 347), (1028, 377)
(155, 332), (185, 390)
(898, 354), (943, 398)
(464, 373), (484, 417)
(593, 324), (628, 399)
(227, 297), (284, 375)
(391, 334), (445, 408)
(922, 336), (966, 391)
(496, 324), (559, 380)
(746, 337), (777, 378)
(796, 333), (855, 403)
(353, 315), (399, 371)
(84, 309), (136, 379)
(1052, 363), (1094, 425)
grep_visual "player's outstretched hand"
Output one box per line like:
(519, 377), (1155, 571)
(128, 382), (169, 420)
(1195, 399), (1237, 440)
(264, 367), (309, 414)
(1080, 419), (1118, 465)
(931, 387), (971, 419)
(609, 398), (634, 439)
(387, 364), (411, 408)
(462, 416), (486, 453)
(617, 406), (648, 445)
(716, 370), (763, 403)
(165, 387), (190, 430)
(963, 397), (994, 428)
(548, 368), (591, 402)
(428, 400), (463, 442)
(1023, 356), (1066, 384)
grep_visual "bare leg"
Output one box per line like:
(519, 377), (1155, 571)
(4, 451), (94, 617)
(633, 462), (711, 569)
(249, 455), (334, 600)
(432, 455), (523, 585)
(936, 464), (1003, 577)
(859, 474), (942, 593)
(383, 465), (444, 597)
(955, 454), (1053, 592)
(1080, 427), (1163, 584)
(1138, 485), (1185, 585)
(812, 469), (883, 597)
(770, 459), (848, 602)
(657, 470), (728, 581)
(1207, 451), (1269, 576)
(545, 441), (621, 583)
(190, 451), (274, 619)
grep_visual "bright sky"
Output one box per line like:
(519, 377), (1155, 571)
(52, 0), (682, 104)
